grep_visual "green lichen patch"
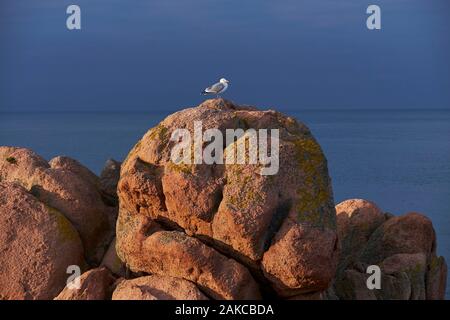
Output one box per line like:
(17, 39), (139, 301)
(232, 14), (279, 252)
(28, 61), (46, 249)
(293, 137), (334, 229)
(429, 255), (442, 271)
(45, 205), (80, 243)
(158, 231), (189, 244)
(148, 124), (170, 143)
(226, 165), (264, 210)
(166, 161), (193, 175)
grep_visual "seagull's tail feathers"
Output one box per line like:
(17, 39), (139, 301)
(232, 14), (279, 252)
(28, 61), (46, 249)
(201, 90), (209, 95)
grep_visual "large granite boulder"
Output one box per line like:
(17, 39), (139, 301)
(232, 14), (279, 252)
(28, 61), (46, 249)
(0, 147), (117, 264)
(117, 99), (338, 298)
(0, 182), (85, 300)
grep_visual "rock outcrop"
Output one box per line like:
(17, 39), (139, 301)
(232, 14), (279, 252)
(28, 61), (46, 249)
(0, 99), (447, 300)
(334, 199), (447, 300)
(116, 99), (338, 298)
(0, 147), (117, 264)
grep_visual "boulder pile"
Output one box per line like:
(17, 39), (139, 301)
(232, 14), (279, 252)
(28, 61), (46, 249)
(0, 99), (446, 300)
(332, 199), (447, 300)
(0, 147), (119, 299)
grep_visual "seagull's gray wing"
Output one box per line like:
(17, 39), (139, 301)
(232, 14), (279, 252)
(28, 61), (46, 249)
(206, 82), (225, 93)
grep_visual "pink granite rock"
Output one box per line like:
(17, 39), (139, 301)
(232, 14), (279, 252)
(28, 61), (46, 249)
(0, 182), (85, 300)
(117, 99), (338, 296)
(0, 147), (116, 264)
(112, 275), (208, 300)
(55, 267), (116, 300)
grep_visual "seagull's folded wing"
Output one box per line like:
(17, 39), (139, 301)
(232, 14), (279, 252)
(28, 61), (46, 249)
(206, 82), (224, 93)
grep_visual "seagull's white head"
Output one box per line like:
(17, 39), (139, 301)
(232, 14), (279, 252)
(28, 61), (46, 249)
(220, 78), (229, 84)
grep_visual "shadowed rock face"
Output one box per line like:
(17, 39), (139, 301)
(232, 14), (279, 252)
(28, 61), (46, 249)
(0, 147), (117, 265)
(334, 199), (447, 300)
(116, 99), (338, 298)
(100, 237), (127, 278)
(99, 159), (122, 206)
(0, 182), (85, 300)
(334, 199), (387, 279)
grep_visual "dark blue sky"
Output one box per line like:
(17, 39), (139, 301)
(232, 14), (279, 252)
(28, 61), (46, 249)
(1, 0), (449, 112)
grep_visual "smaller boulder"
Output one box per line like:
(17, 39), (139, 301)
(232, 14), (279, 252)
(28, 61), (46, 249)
(49, 156), (100, 188)
(335, 199), (386, 260)
(360, 212), (436, 265)
(112, 275), (209, 300)
(381, 253), (428, 300)
(262, 223), (338, 297)
(55, 267), (116, 300)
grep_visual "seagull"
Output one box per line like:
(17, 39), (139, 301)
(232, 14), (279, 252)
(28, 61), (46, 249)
(201, 78), (229, 98)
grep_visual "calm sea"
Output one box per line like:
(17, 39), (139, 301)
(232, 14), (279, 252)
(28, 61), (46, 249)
(1, 109), (449, 298)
